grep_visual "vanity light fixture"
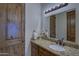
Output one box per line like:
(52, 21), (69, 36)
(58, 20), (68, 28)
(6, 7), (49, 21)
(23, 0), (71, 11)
(45, 3), (68, 14)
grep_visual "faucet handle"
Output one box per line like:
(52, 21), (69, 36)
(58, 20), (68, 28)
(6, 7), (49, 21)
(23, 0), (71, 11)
(56, 39), (64, 46)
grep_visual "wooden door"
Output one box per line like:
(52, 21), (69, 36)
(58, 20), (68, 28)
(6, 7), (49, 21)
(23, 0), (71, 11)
(0, 4), (25, 56)
(6, 4), (25, 56)
(67, 10), (75, 42)
(50, 15), (56, 38)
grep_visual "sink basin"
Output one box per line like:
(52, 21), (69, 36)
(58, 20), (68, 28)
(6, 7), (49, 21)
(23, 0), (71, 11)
(48, 44), (65, 51)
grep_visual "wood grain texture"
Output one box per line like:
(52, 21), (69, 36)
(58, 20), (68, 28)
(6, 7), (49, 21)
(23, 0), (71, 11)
(67, 10), (76, 42)
(0, 4), (25, 56)
(50, 15), (56, 38)
(31, 42), (57, 56)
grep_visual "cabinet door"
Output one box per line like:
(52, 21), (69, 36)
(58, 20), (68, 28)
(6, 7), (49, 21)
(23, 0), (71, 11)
(39, 47), (57, 56)
(67, 10), (75, 42)
(31, 42), (39, 56)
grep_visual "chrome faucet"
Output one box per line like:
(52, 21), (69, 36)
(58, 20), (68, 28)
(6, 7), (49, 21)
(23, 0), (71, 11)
(56, 38), (64, 46)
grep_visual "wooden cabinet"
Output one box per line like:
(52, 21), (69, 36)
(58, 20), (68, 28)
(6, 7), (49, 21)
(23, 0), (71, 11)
(31, 42), (39, 56)
(31, 42), (57, 56)
(39, 47), (57, 56)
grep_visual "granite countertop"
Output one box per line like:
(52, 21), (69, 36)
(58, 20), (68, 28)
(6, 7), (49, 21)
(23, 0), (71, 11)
(31, 39), (79, 56)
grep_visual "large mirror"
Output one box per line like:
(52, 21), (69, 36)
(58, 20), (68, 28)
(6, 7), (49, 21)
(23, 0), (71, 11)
(49, 10), (75, 42)
(42, 3), (79, 44)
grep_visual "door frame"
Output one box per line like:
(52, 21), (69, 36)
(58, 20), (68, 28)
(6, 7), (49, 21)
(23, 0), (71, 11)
(22, 3), (25, 56)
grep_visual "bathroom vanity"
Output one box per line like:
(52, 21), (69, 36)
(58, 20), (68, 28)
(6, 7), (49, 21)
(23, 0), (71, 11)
(31, 39), (79, 56)
(31, 41), (57, 56)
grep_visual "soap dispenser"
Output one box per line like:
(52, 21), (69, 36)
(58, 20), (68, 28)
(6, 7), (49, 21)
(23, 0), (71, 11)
(31, 30), (38, 40)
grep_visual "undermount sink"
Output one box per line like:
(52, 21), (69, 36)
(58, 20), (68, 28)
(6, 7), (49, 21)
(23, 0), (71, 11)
(48, 44), (65, 51)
